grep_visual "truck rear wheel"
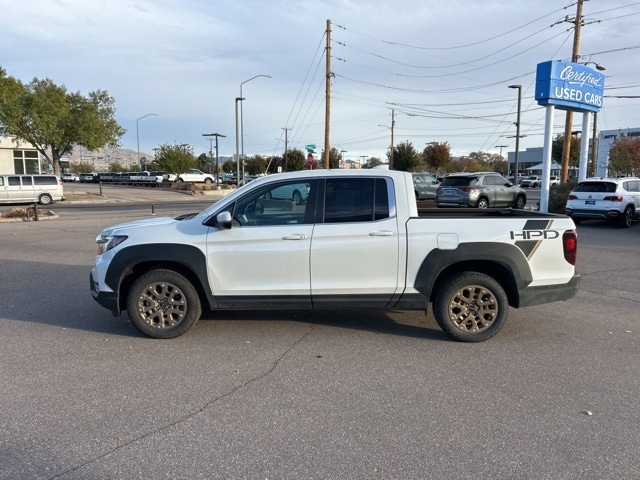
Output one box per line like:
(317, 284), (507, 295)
(433, 271), (508, 342)
(127, 269), (202, 339)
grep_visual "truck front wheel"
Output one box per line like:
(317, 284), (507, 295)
(433, 272), (508, 342)
(127, 269), (202, 339)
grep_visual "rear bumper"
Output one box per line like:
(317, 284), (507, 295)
(517, 274), (580, 308)
(566, 208), (621, 221)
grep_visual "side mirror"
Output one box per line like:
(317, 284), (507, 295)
(216, 211), (233, 229)
(204, 211), (232, 229)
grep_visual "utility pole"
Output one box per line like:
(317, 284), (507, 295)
(282, 127), (291, 171)
(324, 19), (333, 169)
(560, 0), (585, 183)
(203, 133), (225, 184)
(390, 109), (395, 169)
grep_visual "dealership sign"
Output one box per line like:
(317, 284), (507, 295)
(535, 60), (605, 113)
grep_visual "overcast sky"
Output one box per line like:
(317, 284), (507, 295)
(2, 0), (639, 163)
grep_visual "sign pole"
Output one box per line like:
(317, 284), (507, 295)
(578, 112), (591, 182)
(540, 104), (555, 213)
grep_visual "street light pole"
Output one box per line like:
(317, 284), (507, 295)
(234, 97), (244, 186)
(240, 74), (271, 182)
(136, 113), (158, 167)
(508, 85), (522, 181)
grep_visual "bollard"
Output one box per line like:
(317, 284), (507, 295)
(99, 181), (103, 196)
(33, 202), (39, 221)
(151, 204), (156, 216)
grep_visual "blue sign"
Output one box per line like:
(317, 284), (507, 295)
(535, 60), (605, 113)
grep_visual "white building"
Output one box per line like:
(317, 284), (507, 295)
(0, 133), (43, 174)
(596, 127), (640, 177)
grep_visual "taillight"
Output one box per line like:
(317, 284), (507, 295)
(459, 187), (476, 193)
(603, 195), (623, 202)
(563, 230), (577, 266)
(568, 194), (578, 200)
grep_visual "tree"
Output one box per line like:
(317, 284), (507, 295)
(244, 155), (268, 175)
(284, 148), (305, 171)
(468, 151), (507, 174)
(391, 141), (420, 171)
(222, 159), (236, 174)
(552, 134), (581, 167)
(109, 161), (125, 173)
(451, 157), (481, 172)
(608, 136), (640, 176)
(70, 161), (95, 174)
(320, 147), (342, 169)
(153, 143), (197, 174)
(422, 142), (451, 173)
(0, 66), (125, 174)
(368, 157), (383, 168)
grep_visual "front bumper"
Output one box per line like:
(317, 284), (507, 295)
(90, 269), (120, 314)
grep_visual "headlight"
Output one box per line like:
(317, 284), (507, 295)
(96, 234), (128, 255)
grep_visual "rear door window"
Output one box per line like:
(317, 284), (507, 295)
(323, 178), (389, 223)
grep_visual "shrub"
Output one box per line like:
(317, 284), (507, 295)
(548, 181), (578, 214)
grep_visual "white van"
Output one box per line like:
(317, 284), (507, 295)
(0, 174), (65, 205)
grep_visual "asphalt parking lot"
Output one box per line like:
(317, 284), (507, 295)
(1, 195), (639, 479)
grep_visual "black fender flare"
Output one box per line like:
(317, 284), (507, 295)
(413, 242), (533, 307)
(105, 244), (215, 311)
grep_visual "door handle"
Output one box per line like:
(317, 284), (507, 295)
(282, 234), (308, 240)
(369, 230), (395, 236)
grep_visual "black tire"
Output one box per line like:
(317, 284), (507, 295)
(476, 197), (489, 209)
(572, 217), (582, 225)
(177, 178), (184, 183)
(433, 271), (508, 342)
(38, 193), (53, 205)
(292, 190), (303, 205)
(514, 195), (526, 209)
(204, 177), (213, 184)
(127, 269), (202, 339)
(264, 191), (272, 199)
(620, 206), (633, 228)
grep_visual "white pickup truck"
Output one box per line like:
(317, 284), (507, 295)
(90, 169), (579, 342)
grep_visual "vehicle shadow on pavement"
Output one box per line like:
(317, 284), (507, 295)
(200, 308), (450, 342)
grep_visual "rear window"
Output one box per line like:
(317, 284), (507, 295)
(440, 177), (476, 187)
(573, 182), (617, 193)
(33, 176), (58, 186)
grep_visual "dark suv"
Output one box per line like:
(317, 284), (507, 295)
(435, 172), (527, 209)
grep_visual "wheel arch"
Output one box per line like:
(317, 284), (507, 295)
(106, 244), (215, 313)
(413, 243), (533, 308)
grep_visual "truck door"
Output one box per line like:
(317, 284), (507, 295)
(310, 177), (400, 308)
(206, 179), (317, 308)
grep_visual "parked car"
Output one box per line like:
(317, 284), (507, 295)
(79, 173), (97, 183)
(263, 182), (310, 205)
(565, 177), (640, 228)
(520, 175), (541, 188)
(60, 173), (79, 182)
(175, 169), (215, 183)
(412, 173), (439, 200)
(549, 176), (560, 186)
(435, 172), (527, 209)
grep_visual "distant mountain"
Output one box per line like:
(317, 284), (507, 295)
(64, 146), (153, 172)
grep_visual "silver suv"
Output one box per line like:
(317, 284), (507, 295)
(435, 172), (527, 209)
(565, 177), (640, 228)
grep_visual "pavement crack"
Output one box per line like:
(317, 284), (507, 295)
(48, 324), (315, 479)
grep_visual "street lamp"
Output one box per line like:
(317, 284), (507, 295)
(136, 113), (158, 167)
(240, 74), (271, 182)
(508, 85), (522, 181)
(234, 97), (245, 186)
